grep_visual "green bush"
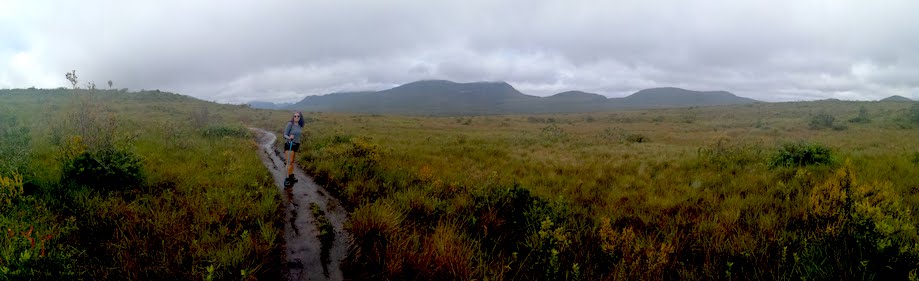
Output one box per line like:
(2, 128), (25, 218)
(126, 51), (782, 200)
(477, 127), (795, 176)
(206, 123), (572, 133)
(62, 148), (145, 193)
(769, 142), (835, 168)
(472, 185), (547, 252)
(809, 113), (836, 129)
(465, 184), (586, 280)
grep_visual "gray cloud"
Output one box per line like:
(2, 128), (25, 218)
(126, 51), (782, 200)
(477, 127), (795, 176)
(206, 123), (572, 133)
(2, 0), (918, 103)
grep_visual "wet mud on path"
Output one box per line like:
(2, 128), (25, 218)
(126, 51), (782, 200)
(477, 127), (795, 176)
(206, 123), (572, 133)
(251, 128), (350, 281)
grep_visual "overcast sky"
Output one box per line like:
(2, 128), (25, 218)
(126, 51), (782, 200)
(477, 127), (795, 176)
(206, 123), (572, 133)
(2, 0), (917, 103)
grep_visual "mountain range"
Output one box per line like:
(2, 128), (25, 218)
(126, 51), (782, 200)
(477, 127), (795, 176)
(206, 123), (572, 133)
(880, 95), (913, 102)
(249, 80), (761, 115)
(247, 101), (293, 110)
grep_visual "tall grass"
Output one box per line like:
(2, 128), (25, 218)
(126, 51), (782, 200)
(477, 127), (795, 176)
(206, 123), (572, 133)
(297, 101), (919, 279)
(0, 89), (286, 279)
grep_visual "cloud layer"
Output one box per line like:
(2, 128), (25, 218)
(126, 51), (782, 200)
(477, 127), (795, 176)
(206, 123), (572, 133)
(2, 0), (918, 103)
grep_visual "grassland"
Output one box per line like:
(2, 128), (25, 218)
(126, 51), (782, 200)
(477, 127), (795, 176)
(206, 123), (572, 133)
(297, 100), (919, 280)
(4, 87), (919, 280)
(0, 89), (288, 279)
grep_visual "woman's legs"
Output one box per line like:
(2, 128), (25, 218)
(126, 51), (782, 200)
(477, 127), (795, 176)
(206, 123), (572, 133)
(287, 151), (297, 177)
(284, 142), (300, 183)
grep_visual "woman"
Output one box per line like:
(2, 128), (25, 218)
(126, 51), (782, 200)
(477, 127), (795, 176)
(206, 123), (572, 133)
(283, 111), (304, 184)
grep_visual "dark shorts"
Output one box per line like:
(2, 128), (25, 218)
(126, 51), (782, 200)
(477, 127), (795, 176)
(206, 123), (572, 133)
(284, 142), (300, 152)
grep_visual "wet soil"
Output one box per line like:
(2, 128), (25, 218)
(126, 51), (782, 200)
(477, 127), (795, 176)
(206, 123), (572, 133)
(251, 128), (350, 281)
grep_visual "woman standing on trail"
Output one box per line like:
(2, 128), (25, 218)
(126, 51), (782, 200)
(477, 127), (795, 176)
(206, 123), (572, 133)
(283, 111), (304, 184)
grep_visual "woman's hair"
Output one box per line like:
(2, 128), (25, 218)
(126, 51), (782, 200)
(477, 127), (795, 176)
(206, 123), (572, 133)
(289, 111), (304, 127)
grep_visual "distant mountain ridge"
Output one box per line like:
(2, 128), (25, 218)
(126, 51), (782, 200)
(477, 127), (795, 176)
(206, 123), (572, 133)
(880, 95), (913, 102)
(546, 91), (609, 102)
(247, 101), (293, 110)
(278, 80), (760, 115)
(618, 87), (759, 108)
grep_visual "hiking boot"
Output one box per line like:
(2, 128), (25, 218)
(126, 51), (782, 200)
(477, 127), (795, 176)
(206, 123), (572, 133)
(289, 174), (298, 183)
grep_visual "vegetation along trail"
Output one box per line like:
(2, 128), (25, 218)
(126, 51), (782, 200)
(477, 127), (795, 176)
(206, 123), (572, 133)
(251, 128), (350, 281)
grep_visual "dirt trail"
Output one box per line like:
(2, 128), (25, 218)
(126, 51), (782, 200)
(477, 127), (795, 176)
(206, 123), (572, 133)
(251, 128), (350, 281)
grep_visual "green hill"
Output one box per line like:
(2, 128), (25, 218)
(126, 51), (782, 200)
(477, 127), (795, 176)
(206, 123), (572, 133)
(292, 80), (539, 115)
(286, 80), (760, 115)
(880, 95), (913, 102)
(615, 87), (759, 107)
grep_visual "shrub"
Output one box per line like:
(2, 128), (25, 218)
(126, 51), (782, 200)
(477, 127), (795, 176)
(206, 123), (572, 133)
(848, 106), (871, 123)
(598, 217), (674, 278)
(473, 185), (547, 252)
(809, 113), (836, 129)
(191, 105), (210, 128)
(62, 148), (145, 193)
(769, 142), (834, 168)
(347, 137), (383, 164)
(0, 173), (24, 210)
(526, 216), (573, 279)
(801, 164), (919, 279)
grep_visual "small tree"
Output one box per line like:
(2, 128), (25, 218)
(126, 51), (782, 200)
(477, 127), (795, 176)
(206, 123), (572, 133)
(65, 70), (78, 89)
(848, 105), (871, 123)
(769, 142), (835, 168)
(108, 80), (113, 89)
(191, 105), (210, 129)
